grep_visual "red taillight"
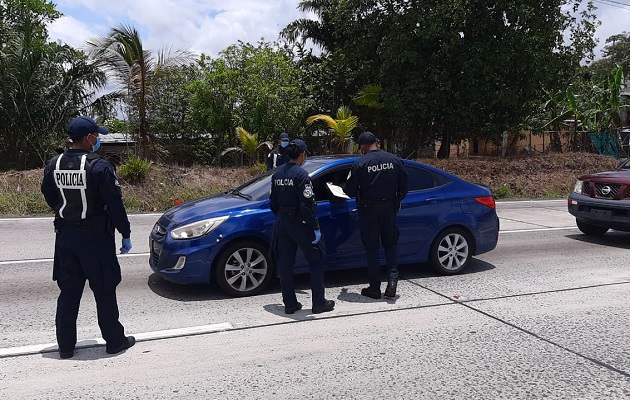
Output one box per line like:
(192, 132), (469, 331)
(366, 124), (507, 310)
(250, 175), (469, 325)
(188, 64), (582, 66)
(475, 196), (496, 210)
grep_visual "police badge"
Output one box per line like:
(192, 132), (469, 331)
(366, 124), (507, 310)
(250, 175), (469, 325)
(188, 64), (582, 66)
(303, 183), (314, 198)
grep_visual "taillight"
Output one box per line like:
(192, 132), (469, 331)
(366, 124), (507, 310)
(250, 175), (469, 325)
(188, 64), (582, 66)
(475, 196), (496, 210)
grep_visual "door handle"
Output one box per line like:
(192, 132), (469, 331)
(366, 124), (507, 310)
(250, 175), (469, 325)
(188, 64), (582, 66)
(426, 197), (443, 203)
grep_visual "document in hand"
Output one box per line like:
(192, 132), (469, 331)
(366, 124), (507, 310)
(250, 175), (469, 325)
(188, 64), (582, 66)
(326, 182), (350, 199)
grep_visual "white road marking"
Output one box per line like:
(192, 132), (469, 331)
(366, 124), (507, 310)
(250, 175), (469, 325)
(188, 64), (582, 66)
(0, 322), (233, 358)
(0, 213), (163, 222)
(0, 252), (150, 266)
(501, 226), (577, 233)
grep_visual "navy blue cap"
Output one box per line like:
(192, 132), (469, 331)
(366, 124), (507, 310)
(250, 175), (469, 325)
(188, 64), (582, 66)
(279, 132), (290, 140)
(290, 139), (308, 153)
(68, 116), (109, 140)
(357, 131), (377, 145)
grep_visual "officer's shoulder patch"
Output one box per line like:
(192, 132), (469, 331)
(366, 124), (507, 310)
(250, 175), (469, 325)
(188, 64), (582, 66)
(303, 183), (314, 199)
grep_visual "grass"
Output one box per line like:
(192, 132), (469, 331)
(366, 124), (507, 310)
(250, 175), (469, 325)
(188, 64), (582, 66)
(0, 152), (620, 217)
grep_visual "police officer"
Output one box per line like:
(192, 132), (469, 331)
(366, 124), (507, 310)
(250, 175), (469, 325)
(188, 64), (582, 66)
(41, 116), (135, 358)
(266, 132), (290, 171)
(269, 139), (335, 314)
(346, 131), (409, 299)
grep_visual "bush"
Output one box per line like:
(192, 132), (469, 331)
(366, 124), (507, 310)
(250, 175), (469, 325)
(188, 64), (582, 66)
(118, 156), (151, 183)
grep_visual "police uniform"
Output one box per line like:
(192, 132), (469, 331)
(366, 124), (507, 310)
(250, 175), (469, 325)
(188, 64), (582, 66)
(41, 116), (133, 357)
(269, 139), (334, 314)
(266, 133), (291, 171)
(346, 132), (409, 298)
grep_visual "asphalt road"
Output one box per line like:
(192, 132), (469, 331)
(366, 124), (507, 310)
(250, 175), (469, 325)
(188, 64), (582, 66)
(0, 200), (629, 399)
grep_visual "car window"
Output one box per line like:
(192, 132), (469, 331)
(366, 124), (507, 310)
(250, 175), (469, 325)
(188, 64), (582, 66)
(311, 166), (353, 202)
(235, 160), (328, 201)
(406, 164), (451, 191)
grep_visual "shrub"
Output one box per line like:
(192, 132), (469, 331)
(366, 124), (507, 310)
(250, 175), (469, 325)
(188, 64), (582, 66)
(118, 156), (151, 183)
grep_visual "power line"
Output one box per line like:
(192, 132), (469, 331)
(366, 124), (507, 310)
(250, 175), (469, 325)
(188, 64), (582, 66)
(592, 0), (630, 11)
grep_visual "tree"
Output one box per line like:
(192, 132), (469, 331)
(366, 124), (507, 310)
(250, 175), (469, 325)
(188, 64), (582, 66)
(220, 127), (271, 166)
(0, 0), (106, 169)
(589, 32), (630, 83)
(306, 106), (359, 153)
(188, 41), (313, 163)
(85, 24), (192, 158)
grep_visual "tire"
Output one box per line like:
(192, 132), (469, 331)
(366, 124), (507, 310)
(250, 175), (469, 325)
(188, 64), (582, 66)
(429, 228), (472, 275)
(214, 240), (273, 297)
(576, 220), (608, 236)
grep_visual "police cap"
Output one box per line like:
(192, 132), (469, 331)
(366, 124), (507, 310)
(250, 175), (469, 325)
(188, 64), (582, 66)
(68, 116), (109, 140)
(357, 131), (377, 145)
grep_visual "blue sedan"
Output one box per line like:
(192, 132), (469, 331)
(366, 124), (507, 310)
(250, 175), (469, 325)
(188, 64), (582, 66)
(149, 156), (499, 297)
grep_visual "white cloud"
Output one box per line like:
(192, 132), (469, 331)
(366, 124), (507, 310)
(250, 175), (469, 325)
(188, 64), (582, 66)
(48, 0), (627, 59)
(49, 0), (303, 56)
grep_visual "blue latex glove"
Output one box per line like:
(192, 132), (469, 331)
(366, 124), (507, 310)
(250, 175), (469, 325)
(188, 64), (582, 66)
(311, 229), (321, 245)
(120, 238), (132, 254)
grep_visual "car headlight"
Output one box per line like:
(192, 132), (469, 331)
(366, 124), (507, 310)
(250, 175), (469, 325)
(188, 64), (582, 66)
(573, 180), (583, 194)
(170, 216), (229, 240)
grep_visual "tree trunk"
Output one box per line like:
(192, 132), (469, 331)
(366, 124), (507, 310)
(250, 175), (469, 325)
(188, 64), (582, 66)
(437, 128), (451, 159)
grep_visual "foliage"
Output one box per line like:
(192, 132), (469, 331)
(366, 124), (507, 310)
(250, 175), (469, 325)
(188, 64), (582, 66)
(118, 155), (151, 183)
(307, 106), (359, 153)
(103, 118), (132, 134)
(0, 0), (106, 170)
(220, 127), (272, 166)
(283, 0), (600, 158)
(188, 41), (313, 163)
(589, 32), (630, 83)
(85, 24), (193, 159)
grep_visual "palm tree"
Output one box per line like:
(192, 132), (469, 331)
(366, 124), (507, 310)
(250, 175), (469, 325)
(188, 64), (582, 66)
(307, 106), (359, 153)
(85, 24), (191, 158)
(280, 0), (344, 53)
(221, 127), (272, 166)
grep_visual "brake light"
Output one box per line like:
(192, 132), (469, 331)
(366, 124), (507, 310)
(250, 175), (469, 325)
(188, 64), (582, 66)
(475, 196), (496, 210)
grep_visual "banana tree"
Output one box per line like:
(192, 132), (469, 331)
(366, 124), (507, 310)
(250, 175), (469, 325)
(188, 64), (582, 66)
(306, 106), (359, 153)
(220, 127), (272, 166)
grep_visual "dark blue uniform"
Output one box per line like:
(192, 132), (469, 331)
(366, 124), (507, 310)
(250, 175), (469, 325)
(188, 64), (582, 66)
(346, 149), (409, 293)
(269, 162), (326, 309)
(266, 146), (289, 171)
(41, 149), (131, 354)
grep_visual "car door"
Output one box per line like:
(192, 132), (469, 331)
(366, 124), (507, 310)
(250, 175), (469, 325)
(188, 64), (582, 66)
(397, 164), (453, 260)
(311, 165), (363, 267)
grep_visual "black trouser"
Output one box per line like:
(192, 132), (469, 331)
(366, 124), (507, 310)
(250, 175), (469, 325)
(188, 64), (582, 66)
(54, 225), (126, 352)
(275, 215), (326, 308)
(359, 203), (399, 290)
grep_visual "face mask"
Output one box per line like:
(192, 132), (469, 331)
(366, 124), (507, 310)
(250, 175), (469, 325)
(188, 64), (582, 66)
(280, 141), (289, 148)
(89, 135), (101, 152)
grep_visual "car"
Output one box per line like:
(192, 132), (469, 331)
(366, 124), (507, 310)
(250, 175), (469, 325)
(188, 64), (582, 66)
(149, 156), (499, 297)
(568, 157), (630, 235)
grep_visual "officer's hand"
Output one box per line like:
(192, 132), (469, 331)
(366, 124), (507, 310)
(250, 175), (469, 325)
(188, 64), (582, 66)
(312, 230), (322, 245)
(120, 238), (132, 254)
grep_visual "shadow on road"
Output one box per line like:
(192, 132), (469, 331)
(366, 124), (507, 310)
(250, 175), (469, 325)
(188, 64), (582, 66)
(565, 231), (630, 249)
(147, 259), (496, 302)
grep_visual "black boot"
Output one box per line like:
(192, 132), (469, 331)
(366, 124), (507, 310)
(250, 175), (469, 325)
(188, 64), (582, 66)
(384, 280), (397, 297)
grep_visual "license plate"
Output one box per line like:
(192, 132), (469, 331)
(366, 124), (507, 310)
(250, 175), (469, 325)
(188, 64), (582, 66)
(591, 208), (612, 220)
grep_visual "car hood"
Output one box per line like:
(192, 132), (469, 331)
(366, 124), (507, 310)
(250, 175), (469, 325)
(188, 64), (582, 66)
(158, 193), (262, 229)
(579, 170), (630, 181)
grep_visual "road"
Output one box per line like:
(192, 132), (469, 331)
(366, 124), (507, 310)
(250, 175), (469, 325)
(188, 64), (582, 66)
(0, 200), (629, 399)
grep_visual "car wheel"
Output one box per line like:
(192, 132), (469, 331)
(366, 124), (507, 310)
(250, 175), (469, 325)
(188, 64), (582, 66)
(429, 228), (472, 275)
(214, 241), (273, 297)
(576, 220), (608, 236)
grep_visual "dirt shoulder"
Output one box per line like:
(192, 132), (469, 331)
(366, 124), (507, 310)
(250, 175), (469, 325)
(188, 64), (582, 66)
(0, 152), (619, 216)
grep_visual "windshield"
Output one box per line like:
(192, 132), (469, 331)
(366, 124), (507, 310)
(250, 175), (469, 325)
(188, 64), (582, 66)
(232, 160), (329, 201)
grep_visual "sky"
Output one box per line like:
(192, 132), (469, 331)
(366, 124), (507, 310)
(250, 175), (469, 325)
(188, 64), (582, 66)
(46, 0), (629, 60)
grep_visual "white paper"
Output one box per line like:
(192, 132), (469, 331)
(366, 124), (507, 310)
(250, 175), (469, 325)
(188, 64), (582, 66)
(326, 182), (350, 199)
